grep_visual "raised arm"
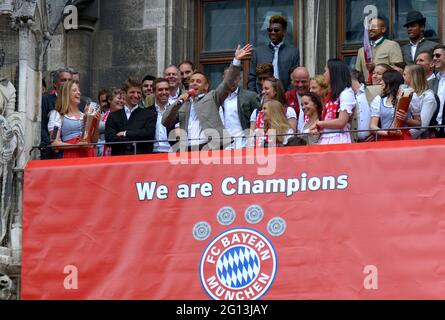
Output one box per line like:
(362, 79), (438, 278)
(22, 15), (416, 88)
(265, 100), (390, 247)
(214, 44), (253, 107)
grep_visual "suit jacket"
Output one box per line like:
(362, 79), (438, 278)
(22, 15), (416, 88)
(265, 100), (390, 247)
(248, 43), (300, 93)
(40, 93), (57, 155)
(356, 39), (403, 82)
(401, 39), (438, 65)
(233, 88), (260, 131)
(428, 78), (445, 137)
(105, 105), (157, 155)
(162, 63), (241, 150)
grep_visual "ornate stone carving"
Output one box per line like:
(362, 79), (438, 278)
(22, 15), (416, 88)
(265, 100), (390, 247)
(0, 0), (14, 14)
(0, 269), (16, 300)
(0, 80), (21, 240)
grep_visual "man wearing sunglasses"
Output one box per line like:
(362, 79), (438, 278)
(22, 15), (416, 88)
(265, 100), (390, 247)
(355, 16), (403, 84)
(428, 45), (445, 137)
(248, 15), (300, 94)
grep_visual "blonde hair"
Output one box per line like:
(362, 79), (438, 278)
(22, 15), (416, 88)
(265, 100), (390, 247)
(405, 64), (428, 95)
(263, 99), (290, 144)
(310, 75), (329, 99)
(56, 80), (80, 116)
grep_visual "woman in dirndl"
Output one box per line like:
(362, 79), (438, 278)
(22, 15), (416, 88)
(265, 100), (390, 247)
(48, 80), (97, 158)
(310, 59), (356, 145)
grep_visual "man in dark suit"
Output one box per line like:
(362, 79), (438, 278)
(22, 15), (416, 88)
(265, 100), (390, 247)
(105, 78), (157, 155)
(40, 68), (72, 159)
(428, 45), (445, 137)
(401, 11), (438, 65)
(248, 15), (299, 93)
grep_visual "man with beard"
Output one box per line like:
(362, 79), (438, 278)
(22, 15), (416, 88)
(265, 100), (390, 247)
(356, 17), (403, 83)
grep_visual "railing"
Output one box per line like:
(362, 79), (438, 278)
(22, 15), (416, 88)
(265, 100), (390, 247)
(30, 125), (445, 159)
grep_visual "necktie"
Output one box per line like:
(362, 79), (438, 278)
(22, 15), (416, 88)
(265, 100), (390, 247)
(272, 45), (280, 79)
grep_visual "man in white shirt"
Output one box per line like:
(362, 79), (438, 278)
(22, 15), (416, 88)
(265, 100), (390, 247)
(164, 65), (185, 105)
(429, 45), (445, 137)
(416, 51), (436, 82)
(178, 61), (195, 91)
(151, 78), (172, 153)
(163, 44), (253, 151)
(219, 67), (259, 149)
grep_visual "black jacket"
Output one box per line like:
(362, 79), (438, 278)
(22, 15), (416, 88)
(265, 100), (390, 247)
(248, 42), (300, 93)
(105, 106), (157, 155)
(401, 39), (438, 65)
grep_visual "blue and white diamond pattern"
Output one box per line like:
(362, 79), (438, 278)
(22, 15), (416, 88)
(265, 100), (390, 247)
(216, 246), (260, 289)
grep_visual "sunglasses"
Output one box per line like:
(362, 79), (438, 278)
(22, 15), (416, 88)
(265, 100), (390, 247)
(267, 28), (281, 33)
(434, 53), (443, 58)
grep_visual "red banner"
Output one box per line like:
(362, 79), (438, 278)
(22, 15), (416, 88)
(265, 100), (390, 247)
(22, 140), (445, 299)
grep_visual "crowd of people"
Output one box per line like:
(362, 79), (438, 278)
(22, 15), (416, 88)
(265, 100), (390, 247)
(39, 11), (445, 159)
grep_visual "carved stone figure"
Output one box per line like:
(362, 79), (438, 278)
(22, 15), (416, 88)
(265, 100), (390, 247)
(0, 271), (15, 300)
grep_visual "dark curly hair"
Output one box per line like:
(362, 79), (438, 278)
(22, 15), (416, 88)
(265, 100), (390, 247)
(269, 15), (288, 30)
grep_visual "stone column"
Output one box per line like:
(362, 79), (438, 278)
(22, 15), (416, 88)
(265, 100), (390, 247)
(66, 0), (97, 98)
(299, 0), (337, 75)
(66, 29), (93, 96)
(143, 0), (195, 75)
(167, 0), (196, 67)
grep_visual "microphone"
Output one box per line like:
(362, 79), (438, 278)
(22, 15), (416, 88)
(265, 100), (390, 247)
(177, 88), (197, 105)
(187, 88), (196, 98)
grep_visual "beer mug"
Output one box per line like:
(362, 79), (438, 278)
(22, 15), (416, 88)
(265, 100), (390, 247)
(80, 100), (100, 143)
(390, 84), (414, 135)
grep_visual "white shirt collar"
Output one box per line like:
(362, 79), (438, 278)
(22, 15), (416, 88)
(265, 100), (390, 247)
(437, 72), (445, 81)
(271, 41), (283, 49)
(124, 105), (138, 113)
(155, 102), (168, 112)
(410, 37), (425, 46)
(191, 93), (206, 103)
(228, 87), (239, 99)
(427, 73), (436, 81)
(170, 88), (180, 99)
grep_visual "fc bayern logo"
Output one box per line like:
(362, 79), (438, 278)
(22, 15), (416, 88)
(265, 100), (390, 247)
(199, 228), (277, 300)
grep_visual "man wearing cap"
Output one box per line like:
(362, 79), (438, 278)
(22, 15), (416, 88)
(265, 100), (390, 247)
(401, 11), (438, 65)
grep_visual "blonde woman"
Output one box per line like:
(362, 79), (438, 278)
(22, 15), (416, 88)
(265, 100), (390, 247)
(256, 99), (294, 147)
(251, 78), (297, 128)
(48, 80), (97, 158)
(402, 64), (437, 139)
(309, 75), (329, 104)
